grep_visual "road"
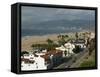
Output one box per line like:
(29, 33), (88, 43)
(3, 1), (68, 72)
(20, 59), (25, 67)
(53, 48), (89, 69)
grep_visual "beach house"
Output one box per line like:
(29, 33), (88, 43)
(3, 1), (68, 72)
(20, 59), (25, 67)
(21, 49), (63, 70)
(71, 39), (86, 49)
(21, 52), (47, 70)
(55, 43), (75, 57)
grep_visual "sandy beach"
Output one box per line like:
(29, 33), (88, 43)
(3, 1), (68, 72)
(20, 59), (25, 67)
(21, 32), (74, 51)
(21, 31), (95, 51)
(21, 34), (60, 51)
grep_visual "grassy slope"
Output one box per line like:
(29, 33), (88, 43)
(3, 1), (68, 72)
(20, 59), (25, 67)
(79, 50), (95, 67)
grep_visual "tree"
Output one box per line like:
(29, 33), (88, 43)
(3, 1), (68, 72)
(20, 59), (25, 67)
(21, 51), (29, 56)
(46, 39), (54, 45)
(58, 34), (68, 39)
(58, 39), (66, 46)
(61, 35), (65, 39)
(88, 38), (95, 56)
(82, 32), (86, 39)
(73, 45), (80, 53)
(75, 32), (78, 40)
(65, 35), (69, 38)
(57, 34), (62, 39)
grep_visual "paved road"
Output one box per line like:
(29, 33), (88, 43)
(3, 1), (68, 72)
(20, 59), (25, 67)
(70, 51), (89, 68)
(53, 48), (88, 69)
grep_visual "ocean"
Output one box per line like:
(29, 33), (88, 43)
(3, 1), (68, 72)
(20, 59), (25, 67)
(21, 19), (95, 37)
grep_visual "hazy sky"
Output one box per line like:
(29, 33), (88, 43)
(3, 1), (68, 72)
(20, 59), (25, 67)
(21, 6), (95, 30)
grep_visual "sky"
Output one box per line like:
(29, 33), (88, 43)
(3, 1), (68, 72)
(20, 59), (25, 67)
(21, 6), (95, 30)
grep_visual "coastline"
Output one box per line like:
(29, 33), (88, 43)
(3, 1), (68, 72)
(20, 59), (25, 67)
(21, 31), (95, 51)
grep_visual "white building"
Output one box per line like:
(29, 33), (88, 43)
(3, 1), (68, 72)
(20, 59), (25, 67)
(21, 49), (63, 70)
(21, 53), (47, 71)
(34, 55), (47, 70)
(72, 39), (86, 48)
(55, 43), (75, 57)
(90, 32), (95, 39)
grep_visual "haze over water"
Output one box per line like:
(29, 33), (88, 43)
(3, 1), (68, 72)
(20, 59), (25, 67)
(21, 6), (95, 37)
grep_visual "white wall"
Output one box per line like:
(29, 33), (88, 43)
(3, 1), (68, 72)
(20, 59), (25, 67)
(0, 0), (99, 77)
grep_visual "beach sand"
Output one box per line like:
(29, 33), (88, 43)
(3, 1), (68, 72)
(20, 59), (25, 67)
(21, 34), (59, 51)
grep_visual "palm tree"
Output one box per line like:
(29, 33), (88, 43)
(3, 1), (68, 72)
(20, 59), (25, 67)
(57, 34), (62, 39)
(82, 32), (85, 39)
(46, 39), (54, 45)
(75, 32), (78, 40)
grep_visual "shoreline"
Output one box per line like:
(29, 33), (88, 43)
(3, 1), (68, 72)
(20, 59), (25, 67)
(21, 31), (95, 51)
